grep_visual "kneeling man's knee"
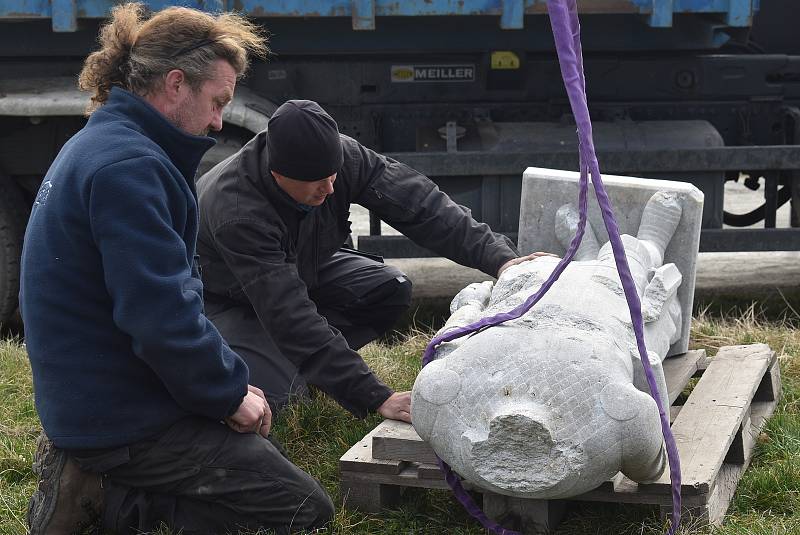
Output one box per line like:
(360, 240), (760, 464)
(395, 275), (413, 307)
(297, 483), (335, 531)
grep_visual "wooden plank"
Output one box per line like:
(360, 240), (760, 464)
(572, 481), (707, 507)
(663, 349), (705, 404)
(372, 419), (438, 464)
(339, 425), (406, 475)
(702, 406), (774, 525)
(696, 355), (713, 374)
(340, 465), (453, 490)
(484, 493), (566, 535)
(661, 463), (742, 526)
(660, 384), (781, 525)
(754, 357), (782, 402)
(572, 474), (674, 506)
(340, 479), (402, 513)
(707, 377), (781, 505)
(417, 463), (443, 479)
(642, 344), (774, 495)
(723, 406), (752, 465)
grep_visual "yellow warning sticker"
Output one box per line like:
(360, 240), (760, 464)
(490, 51), (520, 70)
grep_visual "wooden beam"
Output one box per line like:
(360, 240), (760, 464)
(371, 419), (437, 464)
(664, 349), (705, 404)
(643, 344), (774, 495)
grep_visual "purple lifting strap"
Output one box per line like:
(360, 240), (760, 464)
(419, 1), (682, 533)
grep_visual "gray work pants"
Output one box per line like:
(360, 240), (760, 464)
(71, 417), (334, 534)
(205, 250), (413, 411)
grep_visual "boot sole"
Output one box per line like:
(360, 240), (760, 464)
(27, 432), (67, 535)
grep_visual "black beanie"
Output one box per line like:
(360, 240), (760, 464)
(267, 100), (344, 182)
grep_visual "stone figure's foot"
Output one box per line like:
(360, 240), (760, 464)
(27, 431), (104, 535)
(637, 191), (683, 267)
(468, 408), (582, 497)
(630, 444), (667, 484)
(450, 280), (493, 314)
(554, 203), (600, 261)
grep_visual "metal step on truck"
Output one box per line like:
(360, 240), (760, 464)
(1, 0), (799, 326)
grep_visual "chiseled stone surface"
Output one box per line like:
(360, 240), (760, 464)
(412, 181), (703, 500)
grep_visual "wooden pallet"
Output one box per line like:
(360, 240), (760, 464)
(340, 344), (781, 533)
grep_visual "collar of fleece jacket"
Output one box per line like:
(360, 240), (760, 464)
(92, 87), (216, 182)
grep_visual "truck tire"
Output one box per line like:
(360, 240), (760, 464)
(196, 131), (248, 178)
(0, 177), (29, 327)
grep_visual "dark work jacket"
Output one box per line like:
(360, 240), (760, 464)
(196, 132), (518, 417)
(20, 87), (249, 449)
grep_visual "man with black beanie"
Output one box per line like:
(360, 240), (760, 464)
(196, 100), (549, 421)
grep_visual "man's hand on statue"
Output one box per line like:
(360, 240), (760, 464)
(377, 391), (412, 423)
(497, 252), (559, 277)
(226, 387), (272, 438)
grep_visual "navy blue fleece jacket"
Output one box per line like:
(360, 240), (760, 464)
(20, 87), (249, 449)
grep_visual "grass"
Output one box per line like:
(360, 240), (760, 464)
(0, 338), (39, 535)
(1, 305), (800, 534)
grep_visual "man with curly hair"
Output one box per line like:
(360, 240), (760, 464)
(20, 4), (334, 533)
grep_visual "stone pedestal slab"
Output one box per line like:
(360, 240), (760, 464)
(517, 167), (703, 355)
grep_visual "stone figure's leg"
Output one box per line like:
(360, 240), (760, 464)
(554, 203), (600, 260)
(594, 192), (684, 295)
(641, 264), (682, 323)
(599, 383), (667, 483)
(311, 250), (412, 350)
(595, 235), (652, 295)
(643, 267), (684, 355)
(445, 281), (493, 328)
(71, 416), (334, 535)
(665, 297), (683, 345)
(204, 299), (308, 414)
(450, 280), (493, 315)
(636, 191), (683, 268)
(631, 351), (670, 412)
(432, 280), (494, 360)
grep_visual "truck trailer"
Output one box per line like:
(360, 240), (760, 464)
(1, 0), (799, 325)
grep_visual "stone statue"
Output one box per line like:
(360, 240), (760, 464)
(411, 190), (687, 499)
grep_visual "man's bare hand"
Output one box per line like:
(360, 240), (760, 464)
(226, 385), (272, 437)
(497, 251), (559, 277)
(377, 391), (411, 423)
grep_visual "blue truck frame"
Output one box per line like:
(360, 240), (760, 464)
(0, 0), (798, 326)
(1, 0), (760, 31)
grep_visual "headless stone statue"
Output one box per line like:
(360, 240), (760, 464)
(411, 191), (685, 499)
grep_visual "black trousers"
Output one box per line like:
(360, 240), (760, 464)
(205, 250), (413, 411)
(71, 417), (334, 534)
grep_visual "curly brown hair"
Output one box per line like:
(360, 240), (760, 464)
(78, 3), (269, 114)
